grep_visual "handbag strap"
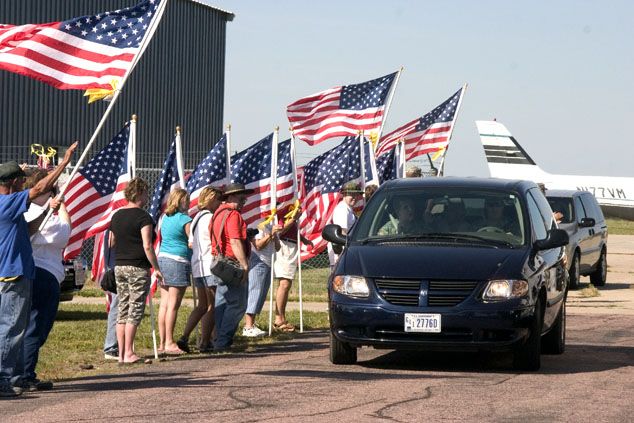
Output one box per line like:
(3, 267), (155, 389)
(210, 208), (234, 256)
(191, 210), (211, 252)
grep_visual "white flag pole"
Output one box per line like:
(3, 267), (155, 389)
(359, 132), (367, 193)
(289, 131), (304, 333)
(226, 124), (233, 184)
(268, 128), (280, 336)
(37, 0), (170, 234)
(439, 83), (468, 176)
(398, 138), (406, 178)
(374, 67), (403, 152)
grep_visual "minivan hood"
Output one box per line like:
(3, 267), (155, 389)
(341, 244), (529, 281)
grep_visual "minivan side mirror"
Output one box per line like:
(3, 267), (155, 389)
(535, 228), (569, 251)
(322, 224), (347, 246)
(579, 217), (595, 228)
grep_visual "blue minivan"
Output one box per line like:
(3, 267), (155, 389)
(323, 178), (569, 371)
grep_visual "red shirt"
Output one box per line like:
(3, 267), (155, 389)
(211, 204), (248, 260)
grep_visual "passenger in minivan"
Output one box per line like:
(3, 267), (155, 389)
(377, 197), (424, 235)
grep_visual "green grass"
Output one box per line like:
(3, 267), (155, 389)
(37, 303), (329, 381)
(78, 266), (331, 302)
(606, 218), (634, 235)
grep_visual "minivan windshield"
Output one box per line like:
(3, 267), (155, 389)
(352, 187), (526, 247)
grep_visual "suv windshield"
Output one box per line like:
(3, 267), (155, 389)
(352, 187), (526, 247)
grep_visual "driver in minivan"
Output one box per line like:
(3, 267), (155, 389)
(479, 198), (520, 236)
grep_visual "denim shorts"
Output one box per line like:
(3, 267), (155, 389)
(194, 275), (220, 289)
(158, 257), (191, 287)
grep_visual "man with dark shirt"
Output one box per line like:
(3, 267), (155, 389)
(0, 143), (77, 398)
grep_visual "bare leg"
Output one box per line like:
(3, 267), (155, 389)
(199, 287), (216, 347)
(158, 285), (169, 350)
(116, 323), (126, 363)
(123, 323), (140, 362)
(245, 313), (256, 329)
(181, 286), (208, 341)
(164, 286), (186, 350)
(275, 278), (292, 325)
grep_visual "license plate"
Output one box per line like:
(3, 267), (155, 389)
(404, 313), (441, 333)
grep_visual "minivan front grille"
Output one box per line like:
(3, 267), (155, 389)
(374, 279), (480, 307)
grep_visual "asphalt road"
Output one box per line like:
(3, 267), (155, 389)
(2, 236), (633, 422)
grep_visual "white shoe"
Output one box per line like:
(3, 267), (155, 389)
(242, 326), (266, 337)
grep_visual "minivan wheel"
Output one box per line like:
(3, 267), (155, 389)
(589, 248), (607, 287)
(329, 331), (357, 365)
(513, 299), (543, 371)
(541, 301), (566, 355)
(569, 251), (581, 289)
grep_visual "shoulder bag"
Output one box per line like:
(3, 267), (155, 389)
(209, 209), (246, 286)
(100, 235), (117, 293)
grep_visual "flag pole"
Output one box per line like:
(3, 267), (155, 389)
(375, 67), (403, 150)
(439, 83), (468, 176)
(36, 0), (170, 234)
(289, 130), (303, 333)
(268, 127), (280, 336)
(359, 131), (367, 192)
(226, 124), (232, 184)
(398, 138), (406, 178)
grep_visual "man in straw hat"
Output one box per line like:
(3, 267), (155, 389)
(0, 143), (77, 398)
(328, 181), (364, 271)
(210, 183), (254, 352)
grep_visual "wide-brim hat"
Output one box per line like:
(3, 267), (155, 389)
(340, 181), (363, 195)
(222, 182), (254, 197)
(0, 161), (26, 181)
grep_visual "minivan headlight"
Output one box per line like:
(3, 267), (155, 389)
(332, 275), (370, 298)
(483, 279), (528, 300)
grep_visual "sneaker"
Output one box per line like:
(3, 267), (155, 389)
(176, 337), (191, 353)
(0, 384), (22, 398)
(104, 351), (119, 361)
(242, 326), (266, 337)
(14, 379), (53, 392)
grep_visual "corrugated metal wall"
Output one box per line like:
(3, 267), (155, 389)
(0, 0), (230, 168)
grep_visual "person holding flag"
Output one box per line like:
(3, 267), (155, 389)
(109, 178), (162, 365)
(328, 182), (364, 271)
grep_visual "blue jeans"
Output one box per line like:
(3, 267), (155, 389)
(0, 276), (32, 388)
(21, 268), (60, 381)
(246, 255), (271, 315)
(214, 279), (248, 350)
(103, 293), (119, 353)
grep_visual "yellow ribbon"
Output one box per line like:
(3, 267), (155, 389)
(368, 131), (379, 150)
(84, 79), (120, 104)
(257, 208), (277, 230)
(283, 199), (301, 225)
(431, 147), (446, 161)
(30, 144), (57, 158)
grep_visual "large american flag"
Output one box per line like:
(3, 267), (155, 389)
(186, 134), (229, 216)
(231, 135), (294, 226)
(375, 87), (465, 159)
(0, 0), (164, 90)
(287, 72), (398, 146)
(298, 136), (362, 261)
(63, 123), (131, 260)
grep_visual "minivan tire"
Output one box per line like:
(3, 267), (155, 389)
(541, 301), (565, 355)
(589, 248), (607, 287)
(569, 251), (580, 290)
(513, 299), (543, 371)
(330, 331), (357, 364)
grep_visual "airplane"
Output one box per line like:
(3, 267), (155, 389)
(476, 120), (634, 220)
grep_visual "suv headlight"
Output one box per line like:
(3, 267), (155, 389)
(332, 275), (370, 298)
(483, 279), (528, 301)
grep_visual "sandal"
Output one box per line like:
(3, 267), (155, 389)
(273, 322), (296, 332)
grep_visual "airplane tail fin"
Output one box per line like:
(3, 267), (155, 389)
(475, 120), (548, 180)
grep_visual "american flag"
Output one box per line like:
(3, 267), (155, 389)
(287, 72), (398, 146)
(364, 138), (379, 187)
(0, 0), (164, 90)
(91, 229), (114, 311)
(375, 87), (465, 159)
(63, 123), (131, 260)
(376, 148), (399, 184)
(230, 135), (294, 227)
(298, 136), (361, 261)
(186, 133), (229, 216)
(149, 137), (182, 224)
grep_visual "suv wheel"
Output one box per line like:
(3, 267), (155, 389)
(513, 298), (543, 371)
(589, 248), (607, 287)
(541, 301), (566, 355)
(569, 251), (581, 290)
(329, 331), (357, 365)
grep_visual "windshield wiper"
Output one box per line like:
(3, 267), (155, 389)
(358, 233), (514, 248)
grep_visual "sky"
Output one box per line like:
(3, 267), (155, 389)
(219, 0), (633, 177)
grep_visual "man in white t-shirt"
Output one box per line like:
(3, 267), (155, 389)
(328, 182), (363, 271)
